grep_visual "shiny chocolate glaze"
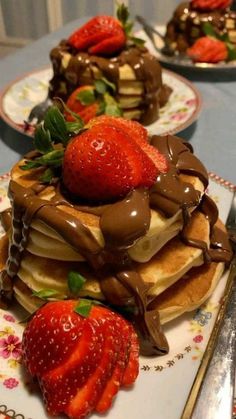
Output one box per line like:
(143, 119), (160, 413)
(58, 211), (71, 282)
(165, 1), (236, 51)
(0, 135), (232, 355)
(49, 44), (171, 125)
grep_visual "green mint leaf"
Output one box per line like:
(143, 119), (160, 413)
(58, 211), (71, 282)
(68, 271), (86, 296)
(20, 160), (42, 170)
(39, 167), (54, 183)
(34, 125), (53, 154)
(95, 77), (116, 94)
(44, 105), (68, 145)
(77, 89), (96, 105)
(117, 3), (129, 26)
(32, 288), (60, 300)
(74, 299), (92, 317)
(104, 92), (123, 117)
(202, 22), (217, 38)
(129, 36), (146, 47)
(94, 79), (107, 94)
(97, 100), (106, 116)
(227, 43), (236, 61)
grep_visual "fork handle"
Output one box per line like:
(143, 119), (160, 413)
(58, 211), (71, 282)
(182, 260), (236, 419)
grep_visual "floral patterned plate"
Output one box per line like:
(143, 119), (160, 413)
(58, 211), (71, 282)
(0, 172), (235, 419)
(0, 67), (201, 137)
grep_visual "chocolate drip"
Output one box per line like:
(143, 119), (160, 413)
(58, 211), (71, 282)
(100, 189), (151, 249)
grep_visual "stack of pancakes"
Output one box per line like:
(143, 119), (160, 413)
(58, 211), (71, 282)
(0, 134), (232, 338)
(165, 1), (236, 53)
(49, 43), (171, 125)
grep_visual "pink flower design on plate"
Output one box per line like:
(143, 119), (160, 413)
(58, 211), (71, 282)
(3, 314), (15, 323)
(185, 98), (196, 107)
(193, 334), (203, 343)
(171, 112), (187, 122)
(3, 377), (19, 389)
(0, 335), (22, 359)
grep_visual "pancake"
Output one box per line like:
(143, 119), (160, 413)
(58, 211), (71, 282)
(10, 158), (205, 264)
(149, 262), (224, 324)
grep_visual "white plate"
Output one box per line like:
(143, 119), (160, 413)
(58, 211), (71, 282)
(0, 67), (201, 137)
(137, 26), (236, 72)
(0, 172), (235, 419)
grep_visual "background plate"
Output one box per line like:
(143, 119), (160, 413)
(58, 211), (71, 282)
(0, 173), (234, 419)
(137, 26), (236, 72)
(0, 67), (201, 137)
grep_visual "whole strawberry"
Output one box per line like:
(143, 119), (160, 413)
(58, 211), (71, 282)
(187, 36), (228, 63)
(62, 117), (168, 202)
(22, 300), (139, 418)
(68, 16), (126, 56)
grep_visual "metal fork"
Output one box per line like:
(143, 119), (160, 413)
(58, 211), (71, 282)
(27, 95), (52, 124)
(182, 191), (236, 419)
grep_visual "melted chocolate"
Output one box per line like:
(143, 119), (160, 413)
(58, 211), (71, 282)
(0, 135), (232, 356)
(49, 44), (171, 125)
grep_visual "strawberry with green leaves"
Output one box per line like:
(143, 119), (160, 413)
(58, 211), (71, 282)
(65, 78), (122, 124)
(22, 300), (139, 418)
(68, 3), (144, 56)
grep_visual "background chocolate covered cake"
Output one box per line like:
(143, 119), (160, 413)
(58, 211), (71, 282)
(165, 0), (236, 53)
(49, 5), (172, 125)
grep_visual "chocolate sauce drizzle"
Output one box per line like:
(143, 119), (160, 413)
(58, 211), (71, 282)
(0, 134), (233, 355)
(49, 44), (171, 125)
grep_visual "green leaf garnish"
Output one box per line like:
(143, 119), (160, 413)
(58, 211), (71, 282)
(68, 271), (86, 296)
(77, 88), (96, 105)
(94, 77), (116, 95)
(104, 93), (123, 117)
(227, 43), (236, 61)
(39, 167), (54, 183)
(36, 149), (64, 167)
(74, 299), (93, 317)
(20, 160), (42, 171)
(65, 121), (85, 134)
(117, 3), (129, 27)
(34, 125), (53, 154)
(129, 36), (146, 47)
(202, 22), (217, 38)
(32, 288), (61, 300)
(44, 106), (68, 145)
(117, 2), (145, 46)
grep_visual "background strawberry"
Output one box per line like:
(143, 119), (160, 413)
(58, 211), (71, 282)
(191, 0), (232, 10)
(22, 300), (139, 418)
(68, 16), (126, 56)
(187, 36), (228, 63)
(65, 86), (100, 124)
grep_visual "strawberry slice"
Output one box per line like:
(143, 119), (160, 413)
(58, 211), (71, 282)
(95, 319), (133, 413)
(65, 316), (122, 418)
(40, 318), (104, 415)
(187, 36), (228, 63)
(68, 16), (126, 56)
(89, 115), (168, 174)
(122, 329), (140, 386)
